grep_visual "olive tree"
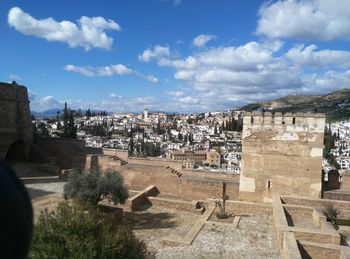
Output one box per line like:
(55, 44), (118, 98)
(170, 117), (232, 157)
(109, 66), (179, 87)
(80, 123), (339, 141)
(64, 168), (129, 206)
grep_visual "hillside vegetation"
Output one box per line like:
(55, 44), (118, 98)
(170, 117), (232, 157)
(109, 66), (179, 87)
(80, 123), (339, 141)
(240, 88), (350, 122)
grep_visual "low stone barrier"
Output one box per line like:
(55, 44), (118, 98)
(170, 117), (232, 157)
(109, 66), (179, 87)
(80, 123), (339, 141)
(163, 203), (216, 246)
(281, 195), (350, 211)
(124, 185), (160, 211)
(273, 193), (342, 258)
(298, 240), (341, 259)
(283, 232), (301, 259)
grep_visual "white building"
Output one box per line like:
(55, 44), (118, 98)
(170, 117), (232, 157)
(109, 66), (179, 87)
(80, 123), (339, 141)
(337, 157), (350, 170)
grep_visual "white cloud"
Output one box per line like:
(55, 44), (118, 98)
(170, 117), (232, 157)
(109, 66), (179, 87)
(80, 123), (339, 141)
(145, 75), (159, 83)
(257, 0), (350, 40)
(192, 34), (216, 48)
(64, 64), (132, 76)
(138, 45), (170, 62)
(166, 90), (184, 97)
(286, 44), (350, 68)
(302, 69), (350, 93)
(64, 65), (95, 76)
(109, 93), (123, 98)
(64, 64), (158, 83)
(143, 40), (350, 110)
(30, 95), (63, 111)
(30, 94), (163, 112)
(9, 73), (21, 81)
(27, 89), (37, 101)
(8, 7), (121, 50)
(179, 96), (199, 104)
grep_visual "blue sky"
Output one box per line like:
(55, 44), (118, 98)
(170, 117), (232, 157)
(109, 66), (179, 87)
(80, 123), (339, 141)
(1, 0), (350, 113)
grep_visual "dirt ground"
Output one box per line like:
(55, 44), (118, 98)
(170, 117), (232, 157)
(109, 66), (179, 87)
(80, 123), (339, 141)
(122, 205), (200, 255)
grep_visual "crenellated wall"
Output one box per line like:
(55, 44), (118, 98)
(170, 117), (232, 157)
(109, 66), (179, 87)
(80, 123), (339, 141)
(0, 82), (33, 160)
(239, 111), (326, 202)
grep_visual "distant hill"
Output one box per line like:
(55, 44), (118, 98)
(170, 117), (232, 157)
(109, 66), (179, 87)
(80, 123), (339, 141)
(32, 109), (111, 118)
(32, 109), (62, 118)
(240, 88), (350, 122)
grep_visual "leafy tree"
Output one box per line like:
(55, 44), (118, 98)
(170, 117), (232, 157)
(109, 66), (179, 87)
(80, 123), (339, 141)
(188, 133), (193, 144)
(38, 122), (49, 137)
(324, 126), (336, 158)
(56, 111), (61, 130)
(29, 202), (147, 259)
(143, 143), (161, 157)
(86, 108), (91, 119)
(156, 120), (162, 135)
(329, 154), (341, 169)
(64, 168), (129, 206)
(61, 102), (77, 138)
(129, 137), (134, 156)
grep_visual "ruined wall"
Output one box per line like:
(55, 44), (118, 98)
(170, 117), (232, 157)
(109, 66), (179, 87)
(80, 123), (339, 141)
(0, 82), (32, 160)
(239, 111), (325, 202)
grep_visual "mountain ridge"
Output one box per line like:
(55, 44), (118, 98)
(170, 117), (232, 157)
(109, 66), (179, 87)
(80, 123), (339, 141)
(240, 88), (350, 121)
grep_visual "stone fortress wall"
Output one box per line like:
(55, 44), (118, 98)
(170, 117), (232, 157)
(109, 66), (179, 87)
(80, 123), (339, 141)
(239, 111), (326, 202)
(85, 151), (240, 201)
(0, 82), (33, 160)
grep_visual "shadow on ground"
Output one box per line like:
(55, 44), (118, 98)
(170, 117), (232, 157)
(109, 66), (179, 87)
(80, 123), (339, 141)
(123, 211), (176, 230)
(26, 188), (56, 199)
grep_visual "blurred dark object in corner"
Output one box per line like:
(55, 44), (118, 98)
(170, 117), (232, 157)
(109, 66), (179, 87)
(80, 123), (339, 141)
(0, 161), (33, 259)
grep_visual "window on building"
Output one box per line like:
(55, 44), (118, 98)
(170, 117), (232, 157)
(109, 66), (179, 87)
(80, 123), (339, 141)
(266, 180), (272, 189)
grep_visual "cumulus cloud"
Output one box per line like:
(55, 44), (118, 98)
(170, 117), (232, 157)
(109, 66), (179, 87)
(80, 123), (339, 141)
(8, 7), (121, 50)
(192, 34), (217, 48)
(142, 40), (350, 111)
(64, 64), (158, 83)
(256, 0), (350, 40)
(138, 45), (170, 62)
(286, 44), (350, 68)
(302, 69), (350, 93)
(29, 93), (165, 113)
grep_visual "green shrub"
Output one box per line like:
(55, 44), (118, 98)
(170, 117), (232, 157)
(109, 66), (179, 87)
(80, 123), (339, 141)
(29, 202), (148, 259)
(64, 168), (129, 206)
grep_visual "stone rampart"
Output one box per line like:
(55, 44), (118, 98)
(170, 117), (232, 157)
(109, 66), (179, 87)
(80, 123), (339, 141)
(0, 82), (32, 160)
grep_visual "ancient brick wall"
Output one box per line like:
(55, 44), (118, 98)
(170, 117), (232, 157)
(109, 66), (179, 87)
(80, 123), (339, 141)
(85, 155), (240, 201)
(239, 111), (325, 202)
(0, 82), (32, 160)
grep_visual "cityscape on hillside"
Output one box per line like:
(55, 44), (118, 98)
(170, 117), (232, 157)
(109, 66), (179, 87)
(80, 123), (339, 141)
(1, 1), (350, 259)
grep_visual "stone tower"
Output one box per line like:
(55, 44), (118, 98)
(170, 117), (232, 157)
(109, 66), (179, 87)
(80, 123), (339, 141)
(0, 82), (33, 160)
(239, 111), (325, 202)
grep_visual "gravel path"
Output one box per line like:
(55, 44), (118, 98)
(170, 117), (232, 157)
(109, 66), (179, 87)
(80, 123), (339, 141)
(156, 214), (280, 259)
